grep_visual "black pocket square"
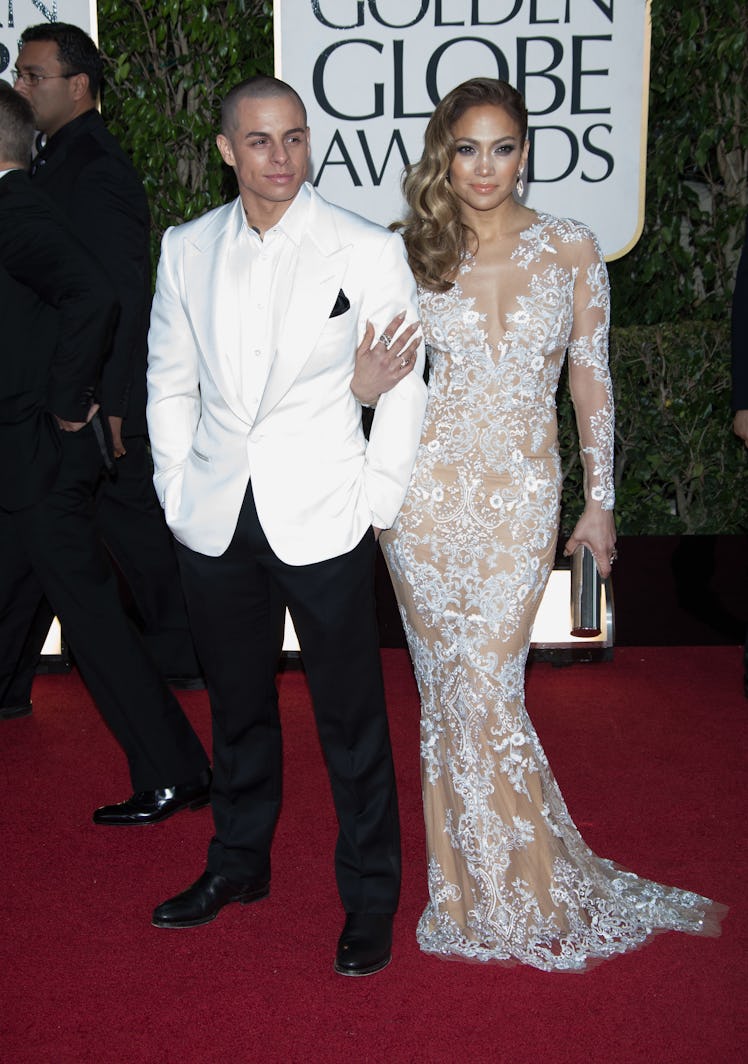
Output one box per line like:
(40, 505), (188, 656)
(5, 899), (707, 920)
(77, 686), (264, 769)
(330, 289), (350, 317)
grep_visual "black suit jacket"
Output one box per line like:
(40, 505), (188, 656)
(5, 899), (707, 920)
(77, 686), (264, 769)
(0, 169), (116, 510)
(731, 217), (748, 411)
(31, 110), (151, 435)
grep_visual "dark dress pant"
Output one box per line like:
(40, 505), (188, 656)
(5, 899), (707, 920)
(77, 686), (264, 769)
(176, 481), (401, 914)
(1, 435), (200, 707)
(0, 423), (209, 791)
(94, 434), (200, 677)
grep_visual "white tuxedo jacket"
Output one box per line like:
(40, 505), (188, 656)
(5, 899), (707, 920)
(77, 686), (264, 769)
(146, 184), (427, 564)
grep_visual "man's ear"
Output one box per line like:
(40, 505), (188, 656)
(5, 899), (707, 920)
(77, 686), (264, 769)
(216, 133), (234, 168)
(70, 71), (92, 104)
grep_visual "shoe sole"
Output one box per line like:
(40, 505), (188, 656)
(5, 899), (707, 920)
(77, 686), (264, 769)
(93, 794), (210, 827)
(333, 954), (392, 977)
(151, 885), (270, 929)
(0, 707), (33, 720)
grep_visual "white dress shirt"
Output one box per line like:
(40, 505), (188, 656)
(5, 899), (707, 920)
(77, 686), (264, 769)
(234, 183), (312, 425)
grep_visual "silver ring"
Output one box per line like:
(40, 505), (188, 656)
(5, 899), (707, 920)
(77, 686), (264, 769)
(379, 332), (392, 349)
(400, 357), (409, 368)
(609, 548), (618, 564)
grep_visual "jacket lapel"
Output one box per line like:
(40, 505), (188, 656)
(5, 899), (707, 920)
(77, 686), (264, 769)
(184, 199), (251, 425)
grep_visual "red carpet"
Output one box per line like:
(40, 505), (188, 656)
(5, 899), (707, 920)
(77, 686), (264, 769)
(0, 647), (744, 1063)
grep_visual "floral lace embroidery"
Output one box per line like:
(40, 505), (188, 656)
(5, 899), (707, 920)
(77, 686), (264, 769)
(380, 213), (718, 971)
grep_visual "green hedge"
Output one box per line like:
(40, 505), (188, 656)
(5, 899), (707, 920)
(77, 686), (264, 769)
(99, 0), (274, 264)
(559, 322), (747, 535)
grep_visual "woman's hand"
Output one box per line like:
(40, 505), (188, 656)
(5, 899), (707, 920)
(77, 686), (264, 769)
(351, 311), (421, 406)
(563, 507), (617, 580)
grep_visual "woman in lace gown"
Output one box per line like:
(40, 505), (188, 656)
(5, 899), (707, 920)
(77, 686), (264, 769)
(375, 79), (724, 970)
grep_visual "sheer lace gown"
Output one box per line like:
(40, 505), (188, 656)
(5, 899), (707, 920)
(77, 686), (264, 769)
(380, 213), (724, 971)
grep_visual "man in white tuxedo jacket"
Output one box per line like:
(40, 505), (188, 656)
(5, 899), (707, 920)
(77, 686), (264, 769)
(146, 76), (427, 976)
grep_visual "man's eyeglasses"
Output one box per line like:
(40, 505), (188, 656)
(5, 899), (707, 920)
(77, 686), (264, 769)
(13, 69), (80, 87)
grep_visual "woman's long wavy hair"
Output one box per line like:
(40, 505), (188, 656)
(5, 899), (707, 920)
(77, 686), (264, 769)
(395, 78), (528, 292)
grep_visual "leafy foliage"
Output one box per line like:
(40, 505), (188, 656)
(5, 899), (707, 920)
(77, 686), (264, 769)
(608, 0), (748, 325)
(98, 0), (273, 260)
(559, 322), (748, 534)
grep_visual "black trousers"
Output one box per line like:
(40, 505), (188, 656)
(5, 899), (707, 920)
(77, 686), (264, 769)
(176, 482), (401, 914)
(0, 424), (209, 791)
(1, 436), (199, 707)
(95, 435), (200, 676)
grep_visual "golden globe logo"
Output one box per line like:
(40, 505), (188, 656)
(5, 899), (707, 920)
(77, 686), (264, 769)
(278, 0), (651, 259)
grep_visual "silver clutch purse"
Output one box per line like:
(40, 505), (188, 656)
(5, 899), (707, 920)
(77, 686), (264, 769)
(570, 545), (602, 637)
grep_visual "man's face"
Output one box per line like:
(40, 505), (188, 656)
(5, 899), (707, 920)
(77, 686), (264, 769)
(216, 93), (310, 219)
(14, 40), (80, 136)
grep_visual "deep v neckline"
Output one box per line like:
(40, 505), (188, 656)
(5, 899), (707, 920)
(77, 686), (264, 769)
(449, 212), (557, 351)
(450, 244), (521, 353)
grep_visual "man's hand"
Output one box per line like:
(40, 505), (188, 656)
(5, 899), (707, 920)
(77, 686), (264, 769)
(733, 409), (748, 447)
(108, 415), (126, 458)
(351, 312), (421, 406)
(55, 402), (100, 433)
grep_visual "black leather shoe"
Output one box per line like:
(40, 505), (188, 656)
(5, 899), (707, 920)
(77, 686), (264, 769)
(334, 913), (393, 977)
(92, 768), (211, 826)
(0, 701), (32, 720)
(152, 869), (270, 928)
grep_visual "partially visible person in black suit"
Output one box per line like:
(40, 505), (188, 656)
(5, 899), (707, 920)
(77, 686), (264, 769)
(0, 82), (211, 823)
(3, 21), (202, 720)
(730, 216), (748, 695)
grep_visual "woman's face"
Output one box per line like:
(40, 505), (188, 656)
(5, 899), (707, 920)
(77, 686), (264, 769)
(448, 103), (528, 216)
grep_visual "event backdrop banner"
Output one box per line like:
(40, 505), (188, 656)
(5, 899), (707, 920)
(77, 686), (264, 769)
(0, 0), (98, 84)
(276, 0), (651, 259)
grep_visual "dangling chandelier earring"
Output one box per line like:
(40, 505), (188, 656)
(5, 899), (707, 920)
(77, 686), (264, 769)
(516, 170), (525, 198)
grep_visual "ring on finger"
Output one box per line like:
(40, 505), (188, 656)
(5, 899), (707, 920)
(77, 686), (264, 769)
(379, 332), (392, 348)
(400, 356), (410, 368)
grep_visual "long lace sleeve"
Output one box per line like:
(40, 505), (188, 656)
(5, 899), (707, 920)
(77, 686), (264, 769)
(567, 229), (615, 510)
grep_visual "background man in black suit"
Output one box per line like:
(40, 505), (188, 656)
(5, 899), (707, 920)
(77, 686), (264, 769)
(0, 82), (210, 824)
(3, 21), (201, 720)
(730, 217), (747, 694)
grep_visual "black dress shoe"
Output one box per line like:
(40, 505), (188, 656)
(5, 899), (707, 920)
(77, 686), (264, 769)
(152, 869), (270, 928)
(92, 768), (211, 826)
(334, 913), (393, 977)
(0, 701), (33, 720)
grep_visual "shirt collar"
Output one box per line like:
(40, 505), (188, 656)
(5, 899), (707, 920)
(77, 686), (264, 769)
(275, 181), (311, 246)
(242, 180), (311, 246)
(34, 108), (99, 165)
